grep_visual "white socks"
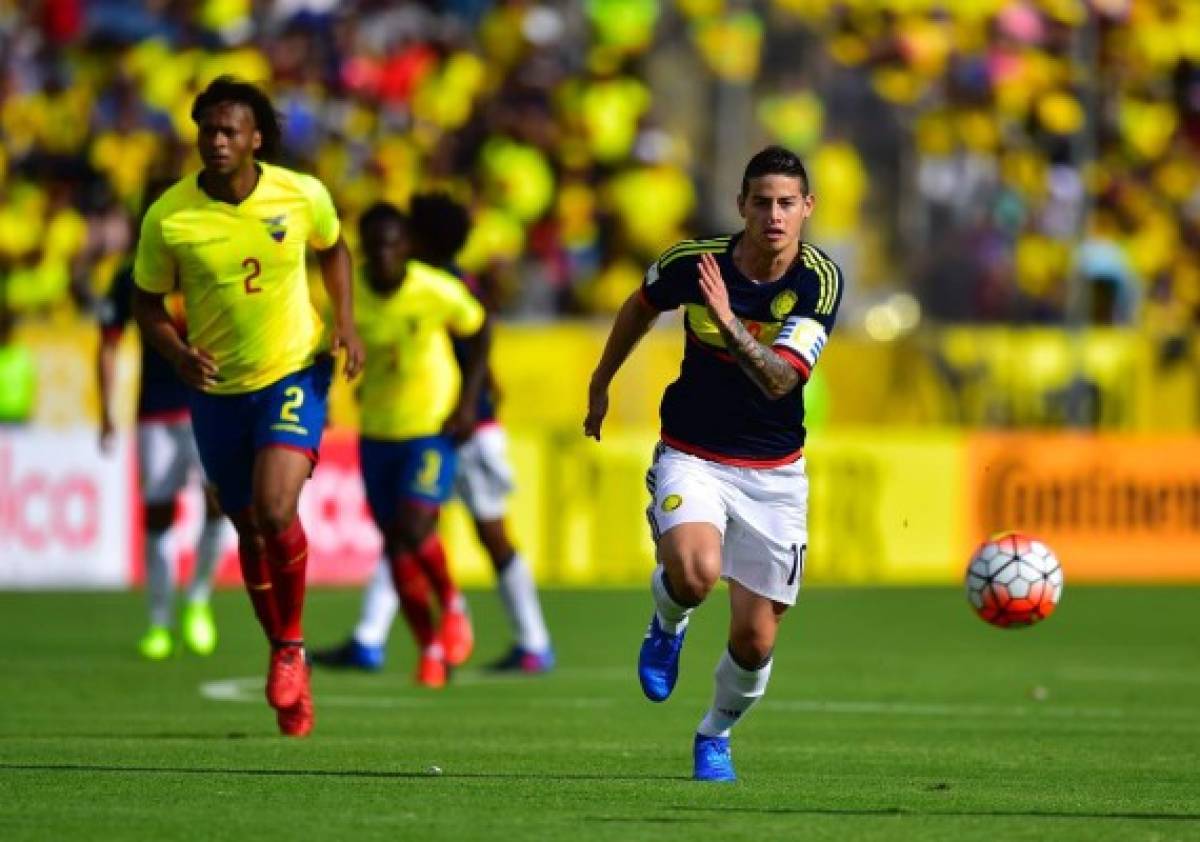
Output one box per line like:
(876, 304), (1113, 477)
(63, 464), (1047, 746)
(145, 528), (175, 627)
(497, 553), (550, 651)
(650, 565), (692, 635)
(354, 558), (400, 647)
(185, 518), (223, 604)
(697, 649), (773, 738)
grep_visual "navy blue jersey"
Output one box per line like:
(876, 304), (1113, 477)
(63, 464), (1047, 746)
(450, 271), (498, 426)
(98, 265), (191, 419)
(639, 234), (843, 465)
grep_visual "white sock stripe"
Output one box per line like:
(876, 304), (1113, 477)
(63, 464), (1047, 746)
(650, 565), (691, 634)
(186, 519), (224, 603)
(497, 553), (551, 651)
(697, 650), (774, 738)
(145, 528), (175, 627)
(354, 559), (400, 647)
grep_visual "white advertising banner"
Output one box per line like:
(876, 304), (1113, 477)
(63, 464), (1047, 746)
(0, 426), (134, 588)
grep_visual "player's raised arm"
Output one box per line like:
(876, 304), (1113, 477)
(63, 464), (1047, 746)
(317, 236), (364, 379)
(698, 251), (800, 400)
(584, 288), (659, 441)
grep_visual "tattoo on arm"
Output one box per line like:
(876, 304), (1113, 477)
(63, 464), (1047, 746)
(718, 318), (800, 399)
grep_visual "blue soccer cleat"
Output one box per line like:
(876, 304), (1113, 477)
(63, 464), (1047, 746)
(486, 645), (556, 674)
(309, 638), (386, 672)
(693, 733), (737, 782)
(638, 614), (686, 702)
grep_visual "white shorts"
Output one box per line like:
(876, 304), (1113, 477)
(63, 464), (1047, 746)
(137, 417), (205, 505)
(454, 424), (514, 521)
(645, 442), (808, 605)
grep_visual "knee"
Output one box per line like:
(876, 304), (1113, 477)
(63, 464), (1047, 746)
(252, 497), (297, 534)
(667, 554), (720, 605)
(728, 624), (775, 668)
(392, 510), (436, 551)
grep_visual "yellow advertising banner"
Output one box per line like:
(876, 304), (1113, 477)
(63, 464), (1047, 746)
(967, 434), (1200, 582)
(806, 432), (965, 584)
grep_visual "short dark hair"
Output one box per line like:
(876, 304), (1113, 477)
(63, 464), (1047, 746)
(740, 145), (809, 197)
(358, 201), (407, 239)
(409, 192), (470, 266)
(191, 76), (282, 162)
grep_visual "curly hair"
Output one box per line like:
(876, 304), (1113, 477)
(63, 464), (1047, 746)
(191, 76), (282, 162)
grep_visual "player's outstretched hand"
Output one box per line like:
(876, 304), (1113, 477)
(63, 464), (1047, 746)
(174, 345), (219, 390)
(698, 252), (734, 329)
(332, 325), (366, 380)
(584, 378), (608, 441)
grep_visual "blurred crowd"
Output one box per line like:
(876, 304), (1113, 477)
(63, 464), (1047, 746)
(775, 0), (1200, 333)
(0, 0), (1199, 334)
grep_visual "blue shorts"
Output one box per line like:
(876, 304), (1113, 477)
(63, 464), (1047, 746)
(359, 435), (458, 529)
(189, 356), (333, 514)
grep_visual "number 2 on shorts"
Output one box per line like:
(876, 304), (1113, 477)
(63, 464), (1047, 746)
(280, 386), (305, 423)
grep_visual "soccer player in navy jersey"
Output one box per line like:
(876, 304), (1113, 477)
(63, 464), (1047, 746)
(98, 245), (226, 661)
(585, 146), (843, 781)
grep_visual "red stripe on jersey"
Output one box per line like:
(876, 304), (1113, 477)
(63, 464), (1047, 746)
(686, 329), (734, 362)
(660, 433), (804, 468)
(100, 325), (124, 343)
(771, 345), (812, 380)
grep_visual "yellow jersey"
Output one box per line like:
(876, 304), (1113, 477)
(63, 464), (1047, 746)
(356, 260), (485, 440)
(133, 162), (341, 394)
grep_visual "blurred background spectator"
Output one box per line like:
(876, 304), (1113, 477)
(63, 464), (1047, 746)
(0, 0), (1197, 335)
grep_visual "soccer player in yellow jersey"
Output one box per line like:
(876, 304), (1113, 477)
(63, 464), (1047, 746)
(313, 194), (554, 677)
(353, 201), (488, 687)
(132, 78), (365, 737)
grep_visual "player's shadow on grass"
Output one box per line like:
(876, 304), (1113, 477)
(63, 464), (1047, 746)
(0, 762), (680, 783)
(672, 805), (1200, 823)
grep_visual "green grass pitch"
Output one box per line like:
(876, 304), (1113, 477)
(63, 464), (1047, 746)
(1, 585), (1198, 841)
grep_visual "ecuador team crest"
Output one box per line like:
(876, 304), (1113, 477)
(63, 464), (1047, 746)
(770, 290), (798, 319)
(261, 214), (288, 243)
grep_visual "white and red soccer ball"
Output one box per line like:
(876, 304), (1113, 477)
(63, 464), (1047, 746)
(966, 531), (1063, 628)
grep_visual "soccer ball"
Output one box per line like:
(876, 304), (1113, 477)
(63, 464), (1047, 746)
(965, 531), (1063, 628)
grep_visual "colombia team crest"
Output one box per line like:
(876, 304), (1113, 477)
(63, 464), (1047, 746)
(261, 214), (288, 243)
(770, 290), (798, 319)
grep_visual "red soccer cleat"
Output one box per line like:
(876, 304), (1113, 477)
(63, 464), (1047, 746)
(266, 644), (306, 709)
(416, 650), (447, 688)
(277, 669), (314, 737)
(440, 609), (474, 668)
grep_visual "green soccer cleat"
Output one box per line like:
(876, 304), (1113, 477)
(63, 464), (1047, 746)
(138, 625), (174, 660)
(182, 601), (218, 656)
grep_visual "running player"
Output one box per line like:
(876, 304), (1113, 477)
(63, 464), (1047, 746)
(343, 200), (489, 688)
(313, 194), (553, 675)
(98, 241), (225, 660)
(584, 146), (843, 781)
(133, 77), (364, 737)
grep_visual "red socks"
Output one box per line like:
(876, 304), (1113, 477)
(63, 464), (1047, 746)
(414, 534), (460, 609)
(389, 551), (437, 649)
(263, 517), (309, 643)
(238, 536), (279, 640)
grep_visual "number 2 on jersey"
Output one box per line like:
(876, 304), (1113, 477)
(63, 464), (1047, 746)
(280, 386), (305, 423)
(243, 257), (263, 294)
